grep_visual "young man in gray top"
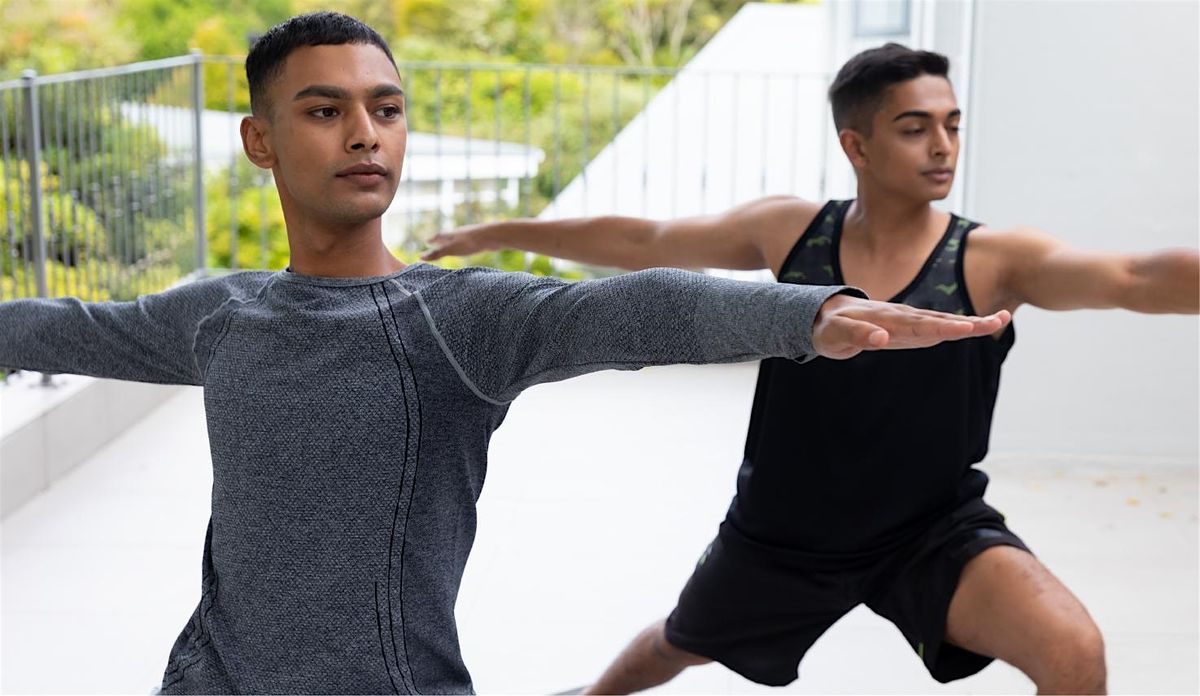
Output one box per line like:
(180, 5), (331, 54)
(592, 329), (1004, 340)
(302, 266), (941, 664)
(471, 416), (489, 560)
(0, 13), (1008, 694)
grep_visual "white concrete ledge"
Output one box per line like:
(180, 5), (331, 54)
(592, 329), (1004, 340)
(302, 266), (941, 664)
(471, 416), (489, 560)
(0, 372), (183, 518)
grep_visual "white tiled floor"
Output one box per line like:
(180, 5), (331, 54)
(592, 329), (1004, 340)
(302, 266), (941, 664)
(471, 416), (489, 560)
(2, 363), (1197, 694)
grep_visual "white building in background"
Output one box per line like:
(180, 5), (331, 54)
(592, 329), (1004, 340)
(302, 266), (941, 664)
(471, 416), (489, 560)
(122, 104), (544, 248)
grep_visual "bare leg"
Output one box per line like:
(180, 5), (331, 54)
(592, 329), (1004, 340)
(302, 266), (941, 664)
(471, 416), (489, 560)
(945, 545), (1106, 694)
(583, 619), (712, 695)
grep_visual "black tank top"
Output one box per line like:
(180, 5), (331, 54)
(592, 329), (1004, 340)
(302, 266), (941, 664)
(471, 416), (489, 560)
(724, 199), (1016, 557)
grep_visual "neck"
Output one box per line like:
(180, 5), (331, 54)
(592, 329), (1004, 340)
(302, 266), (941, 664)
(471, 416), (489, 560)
(846, 184), (943, 250)
(284, 217), (406, 278)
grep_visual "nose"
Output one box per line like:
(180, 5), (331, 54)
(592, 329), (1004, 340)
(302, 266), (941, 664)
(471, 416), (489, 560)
(930, 125), (951, 158)
(345, 106), (380, 153)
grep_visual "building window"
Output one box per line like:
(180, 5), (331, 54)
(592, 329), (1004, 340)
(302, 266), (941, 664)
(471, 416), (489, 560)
(854, 0), (911, 37)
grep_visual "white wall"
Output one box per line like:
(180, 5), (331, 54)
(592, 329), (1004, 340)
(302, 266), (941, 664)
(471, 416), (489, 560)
(963, 0), (1198, 458)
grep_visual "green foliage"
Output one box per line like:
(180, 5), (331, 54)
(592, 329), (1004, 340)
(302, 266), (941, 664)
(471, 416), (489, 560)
(205, 161), (289, 270)
(0, 0), (138, 78)
(116, 0), (291, 61)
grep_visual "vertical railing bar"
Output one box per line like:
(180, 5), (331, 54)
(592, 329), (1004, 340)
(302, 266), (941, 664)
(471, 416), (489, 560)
(611, 71), (619, 213)
(14, 86), (32, 297)
(103, 77), (117, 293)
(521, 67), (531, 220)
(640, 72), (649, 217)
(434, 67), (443, 232)
(137, 71), (153, 295)
(42, 84), (57, 297)
(66, 81), (82, 297)
(143, 70), (160, 293)
(53, 82), (69, 296)
(521, 67), (531, 272)
(700, 72), (710, 216)
(671, 71), (679, 219)
(191, 50), (207, 278)
(21, 70), (52, 384)
(20, 70), (48, 302)
(1, 91), (17, 299)
(493, 68), (502, 220)
(403, 65), (415, 252)
(77, 80), (93, 298)
(552, 67), (561, 219)
(106, 75), (125, 297)
(582, 67), (590, 217)
(464, 69), (473, 225)
(259, 172), (269, 269)
(227, 61), (239, 270)
(129, 75), (144, 296)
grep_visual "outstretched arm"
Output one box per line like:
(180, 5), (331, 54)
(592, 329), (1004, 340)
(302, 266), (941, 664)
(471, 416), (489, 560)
(999, 227), (1198, 313)
(421, 196), (815, 272)
(420, 267), (1009, 403)
(0, 277), (257, 385)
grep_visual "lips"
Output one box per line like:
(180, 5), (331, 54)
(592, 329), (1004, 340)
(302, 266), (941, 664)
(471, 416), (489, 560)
(338, 162), (387, 175)
(336, 162), (388, 187)
(923, 168), (954, 183)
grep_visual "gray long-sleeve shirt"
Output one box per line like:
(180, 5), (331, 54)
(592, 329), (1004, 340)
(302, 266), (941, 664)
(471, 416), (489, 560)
(0, 263), (851, 694)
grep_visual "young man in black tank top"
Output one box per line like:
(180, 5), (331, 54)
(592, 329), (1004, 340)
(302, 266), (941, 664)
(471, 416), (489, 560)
(423, 44), (1199, 693)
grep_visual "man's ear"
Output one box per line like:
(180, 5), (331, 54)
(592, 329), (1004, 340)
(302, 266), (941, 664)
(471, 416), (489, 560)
(241, 115), (276, 169)
(838, 128), (869, 170)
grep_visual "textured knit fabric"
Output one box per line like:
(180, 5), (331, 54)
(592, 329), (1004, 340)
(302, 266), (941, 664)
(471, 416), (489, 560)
(726, 200), (1015, 555)
(0, 263), (853, 694)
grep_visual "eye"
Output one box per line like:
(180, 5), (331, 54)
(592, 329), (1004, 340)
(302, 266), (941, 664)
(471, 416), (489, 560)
(947, 125), (961, 134)
(376, 104), (404, 119)
(309, 106), (338, 119)
(903, 128), (924, 135)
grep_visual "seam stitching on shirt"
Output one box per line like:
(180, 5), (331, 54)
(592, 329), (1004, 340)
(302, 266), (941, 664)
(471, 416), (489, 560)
(370, 283), (420, 695)
(414, 292), (509, 406)
(382, 281), (425, 694)
(198, 278), (274, 385)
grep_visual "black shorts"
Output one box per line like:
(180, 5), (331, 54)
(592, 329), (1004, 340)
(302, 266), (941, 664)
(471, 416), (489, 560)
(663, 497), (1029, 686)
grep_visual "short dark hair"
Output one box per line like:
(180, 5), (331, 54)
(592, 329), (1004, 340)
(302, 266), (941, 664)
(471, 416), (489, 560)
(828, 43), (950, 134)
(245, 11), (398, 117)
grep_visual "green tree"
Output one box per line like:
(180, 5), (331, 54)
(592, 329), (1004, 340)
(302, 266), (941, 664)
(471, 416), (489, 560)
(0, 0), (137, 78)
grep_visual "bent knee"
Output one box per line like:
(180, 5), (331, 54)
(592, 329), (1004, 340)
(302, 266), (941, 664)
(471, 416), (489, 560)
(1034, 624), (1107, 694)
(654, 624), (713, 667)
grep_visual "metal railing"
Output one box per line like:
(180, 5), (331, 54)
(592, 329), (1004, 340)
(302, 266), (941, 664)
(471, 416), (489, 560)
(0, 55), (205, 305)
(1, 53), (831, 305)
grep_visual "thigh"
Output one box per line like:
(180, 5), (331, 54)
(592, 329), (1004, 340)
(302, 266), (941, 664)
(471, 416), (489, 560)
(867, 498), (1031, 683)
(664, 533), (854, 687)
(945, 545), (1102, 678)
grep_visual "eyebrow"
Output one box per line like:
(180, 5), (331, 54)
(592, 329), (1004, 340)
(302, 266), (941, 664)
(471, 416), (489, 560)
(293, 84), (405, 101)
(892, 108), (962, 121)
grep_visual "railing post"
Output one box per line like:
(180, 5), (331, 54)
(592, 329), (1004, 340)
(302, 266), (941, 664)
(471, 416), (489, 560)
(20, 70), (48, 300)
(190, 49), (207, 277)
(21, 69), (53, 386)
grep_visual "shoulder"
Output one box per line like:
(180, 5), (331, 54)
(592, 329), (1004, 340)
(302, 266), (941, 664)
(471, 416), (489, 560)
(149, 270), (274, 312)
(732, 195), (825, 231)
(414, 265), (569, 316)
(740, 196), (830, 274)
(966, 224), (1064, 263)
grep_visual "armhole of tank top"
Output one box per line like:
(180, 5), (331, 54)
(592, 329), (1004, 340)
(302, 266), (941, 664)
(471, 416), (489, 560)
(956, 220), (980, 316)
(957, 223), (1015, 347)
(775, 199), (841, 279)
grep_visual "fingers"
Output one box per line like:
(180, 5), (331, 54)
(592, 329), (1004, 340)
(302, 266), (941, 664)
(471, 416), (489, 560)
(856, 305), (1009, 348)
(814, 295), (1013, 358)
(420, 233), (458, 261)
(814, 315), (890, 360)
